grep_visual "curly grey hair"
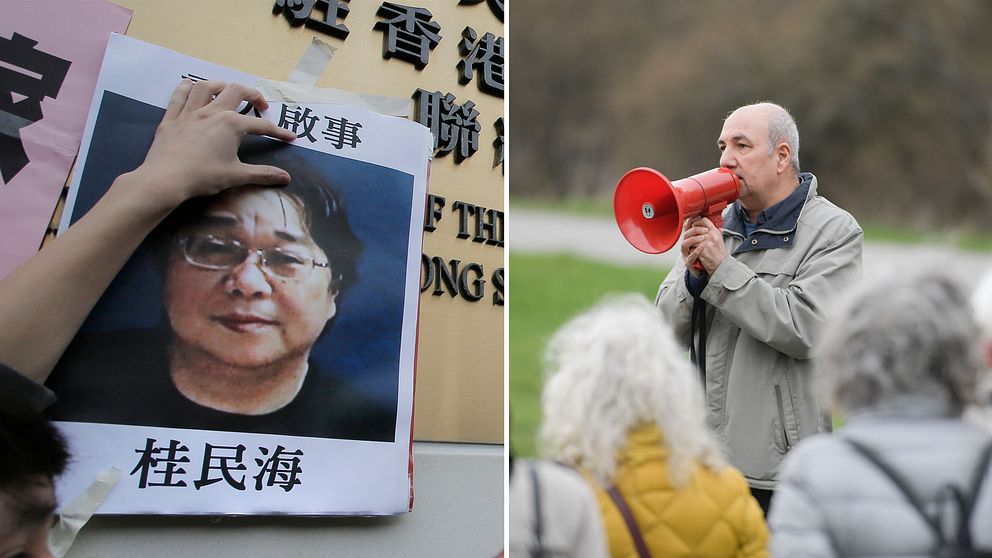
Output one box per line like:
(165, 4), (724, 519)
(819, 271), (983, 414)
(539, 294), (725, 486)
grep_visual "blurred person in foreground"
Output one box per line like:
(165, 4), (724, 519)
(541, 295), (768, 558)
(0, 79), (297, 556)
(656, 102), (863, 513)
(508, 449), (609, 557)
(969, 269), (992, 430)
(769, 271), (992, 556)
(0, 400), (68, 558)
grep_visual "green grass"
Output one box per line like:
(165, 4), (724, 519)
(509, 252), (671, 458)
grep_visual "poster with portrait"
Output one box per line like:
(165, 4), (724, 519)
(45, 35), (431, 515)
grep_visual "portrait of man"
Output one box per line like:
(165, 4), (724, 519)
(45, 92), (415, 443)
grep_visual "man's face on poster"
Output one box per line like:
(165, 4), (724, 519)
(163, 187), (338, 369)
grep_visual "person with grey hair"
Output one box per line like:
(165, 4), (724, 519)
(769, 271), (992, 557)
(656, 102), (863, 514)
(968, 269), (992, 430)
(541, 295), (768, 557)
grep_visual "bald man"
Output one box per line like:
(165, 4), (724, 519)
(656, 102), (863, 514)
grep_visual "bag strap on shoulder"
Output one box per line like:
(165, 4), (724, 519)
(960, 438), (992, 548)
(606, 484), (653, 558)
(529, 462), (546, 558)
(845, 437), (992, 550)
(845, 439), (940, 537)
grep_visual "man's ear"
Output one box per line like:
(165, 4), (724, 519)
(775, 142), (791, 174)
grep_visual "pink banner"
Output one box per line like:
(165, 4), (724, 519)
(0, 1), (131, 279)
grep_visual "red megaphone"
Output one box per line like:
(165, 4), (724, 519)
(614, 167), (740, 265)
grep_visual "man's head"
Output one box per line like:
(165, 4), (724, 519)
(718, 102), (800, 214)
(156, 143), (362, 370)
(819, 271), (983, 415)
(0, 407), (68, 558)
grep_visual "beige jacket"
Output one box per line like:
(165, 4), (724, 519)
(657, 173), (862, 489)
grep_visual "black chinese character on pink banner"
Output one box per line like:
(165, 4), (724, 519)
(457, 0), (504, 22)
(195, 443), (248, 491)
(322, 116), (362, 149)
(413, 89), (480, 163)
(373, 3), (441, 70)
(272, 0), (351, 39)
(0, 33), (71, 184)
(458, 26), (503, 97)
(130, 438), (190, 488)
(254, 446), (304, 492)
(278, 104), (319, 143)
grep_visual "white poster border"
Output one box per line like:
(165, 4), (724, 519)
(55, 34), (431, 516)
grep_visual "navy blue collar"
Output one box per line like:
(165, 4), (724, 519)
(724, 172), (813, 252)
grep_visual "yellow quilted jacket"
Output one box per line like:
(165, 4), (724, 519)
(587, 425), (768, 558)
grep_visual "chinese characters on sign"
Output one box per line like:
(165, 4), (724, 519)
(459, 26), (504, 97)
(457, 0), (504, 22)
(273, 0), (351, 39)
(131, 438), (304, 493)
(413, 89), (479, 163)
(0, 33), (71, 184)
(277, 104), (364, 149)
(267, 2), (505, 308)
(269, 1), (504, 166)
(493, 117), (504, 172)
(374, 3), (442, 70)
(0, 2), (132, 282)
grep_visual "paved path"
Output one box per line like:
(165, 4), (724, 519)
(510, 208), (992, 284)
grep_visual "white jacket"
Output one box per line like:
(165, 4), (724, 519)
(769, 397), (992, 557)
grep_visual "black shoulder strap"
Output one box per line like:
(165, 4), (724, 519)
(845, 437), (992, 549)
(845, 439), (943, 539)
(606, 485), (653, 558)
(958, 438), (992, 548)
(529, 463), (545, 558)
(689, 294), (708, 387)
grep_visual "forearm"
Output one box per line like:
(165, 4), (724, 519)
(0, 170), (177, 383)
(701, 232), (862, 360)
(700, 257), (819, 358)
(0, 80), (295, 385)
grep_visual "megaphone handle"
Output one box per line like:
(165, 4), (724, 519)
(689, 205), (728, 272)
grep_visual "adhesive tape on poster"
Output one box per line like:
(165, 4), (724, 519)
(48, 467), (122, 558)
(258, 35), (411, 117)
(256, 79), (413, 117)
(287, 36), (336, 86)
